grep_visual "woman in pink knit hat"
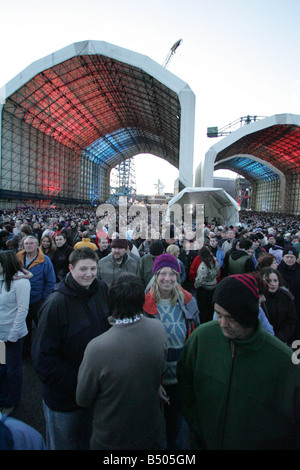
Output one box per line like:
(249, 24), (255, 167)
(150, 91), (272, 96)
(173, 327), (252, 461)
(143, 253), (200, 451)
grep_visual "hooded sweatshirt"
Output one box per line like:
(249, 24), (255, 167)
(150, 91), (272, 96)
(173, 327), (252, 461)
(32, 273), (110, 411)
(228, 249), (256, 275)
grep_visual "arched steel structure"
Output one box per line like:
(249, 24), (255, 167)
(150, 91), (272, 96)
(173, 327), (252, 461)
(195, 114), (300, 214)
(0, 40), (195, 205)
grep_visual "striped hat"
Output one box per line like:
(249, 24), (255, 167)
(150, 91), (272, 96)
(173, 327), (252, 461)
(213, 274), (260, 328)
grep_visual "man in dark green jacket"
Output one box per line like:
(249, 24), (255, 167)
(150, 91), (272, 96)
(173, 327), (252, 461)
(227, 238), (256, 275)
(140, 241), (164, 288)
(177, 274), (300, 450)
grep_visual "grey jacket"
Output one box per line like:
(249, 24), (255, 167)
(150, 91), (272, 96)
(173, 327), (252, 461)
(97, 252), (140, 288)
(76, 315), (167, 450)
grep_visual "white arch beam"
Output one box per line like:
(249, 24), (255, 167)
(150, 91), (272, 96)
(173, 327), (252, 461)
(195, 113), (300, 188)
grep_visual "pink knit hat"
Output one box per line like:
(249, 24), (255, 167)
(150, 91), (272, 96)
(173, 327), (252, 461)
(152, 253), (180, 275)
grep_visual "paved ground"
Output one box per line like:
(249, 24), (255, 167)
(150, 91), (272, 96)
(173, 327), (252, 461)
(10, 356), (46, 441)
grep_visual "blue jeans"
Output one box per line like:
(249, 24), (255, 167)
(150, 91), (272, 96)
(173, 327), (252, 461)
(0, 338), (24, 408)
(43, 401), (93, 450)
(163, 383), (189, 450)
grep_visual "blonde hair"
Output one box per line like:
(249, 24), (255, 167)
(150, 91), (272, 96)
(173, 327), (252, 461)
(166, 244), (180, 258)
(150, 268), (184, 305)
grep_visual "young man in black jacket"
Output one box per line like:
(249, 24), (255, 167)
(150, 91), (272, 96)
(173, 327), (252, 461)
(32, 247), (110, 450)
(51, 232), (73, 282)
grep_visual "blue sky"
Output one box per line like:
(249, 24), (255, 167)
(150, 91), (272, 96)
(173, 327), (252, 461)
(1, 0), (299, 193)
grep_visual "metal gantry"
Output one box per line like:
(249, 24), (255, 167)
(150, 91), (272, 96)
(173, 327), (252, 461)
(108, 158), (137, 204)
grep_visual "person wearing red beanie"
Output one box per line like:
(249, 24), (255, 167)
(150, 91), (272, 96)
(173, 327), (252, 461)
(177, 274), (300, 450)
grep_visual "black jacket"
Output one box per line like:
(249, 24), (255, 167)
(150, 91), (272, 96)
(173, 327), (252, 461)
(51, 243), (73, 282)
(32, 273), (110, 411)
(179, 249), (198, 291)
(278, 261), (300, 343)
(264, 287), (297, 344)
(97, 245), (111, 260)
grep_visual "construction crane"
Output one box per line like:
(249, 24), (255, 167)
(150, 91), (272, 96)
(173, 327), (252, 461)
(207, 115), (266, 138)
(162, 39), (183, 68)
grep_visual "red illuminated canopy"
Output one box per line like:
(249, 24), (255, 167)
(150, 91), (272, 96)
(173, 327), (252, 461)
(3, 46), (182, 168)
(215, 123), (300, 179)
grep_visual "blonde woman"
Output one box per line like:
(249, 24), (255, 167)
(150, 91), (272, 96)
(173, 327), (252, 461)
(166, 244), (186, 285)
(143, 253), (199, 450)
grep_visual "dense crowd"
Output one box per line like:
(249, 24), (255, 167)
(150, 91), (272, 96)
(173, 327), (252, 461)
(0, 205), (300, 450)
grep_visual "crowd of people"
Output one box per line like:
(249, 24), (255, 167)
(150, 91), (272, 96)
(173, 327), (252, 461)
(0, 205), (300, 450)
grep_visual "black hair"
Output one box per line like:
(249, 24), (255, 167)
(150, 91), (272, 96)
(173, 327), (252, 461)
(69, 247), (99, 266)
(109, 273), (145, 319)
(55, 232), (67, 240)
(239, 238), (253, 250)
(0, 250), (27, 291)
(0, 230), (9, 238)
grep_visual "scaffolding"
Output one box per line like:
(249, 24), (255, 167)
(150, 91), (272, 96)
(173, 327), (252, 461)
(0, 40), (191, 208)
(0, 107), (89, 205)
(234, 176), (252, 210)
(212, 119), (300, 214)
(108, 158), (137, 205)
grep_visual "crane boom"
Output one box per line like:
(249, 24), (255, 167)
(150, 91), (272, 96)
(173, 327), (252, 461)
(163, 39), (183, 68)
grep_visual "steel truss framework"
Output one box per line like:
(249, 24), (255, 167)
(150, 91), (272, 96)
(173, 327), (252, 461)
(0, 41), (195, 206)
(198, 114), (300, 214)
(217, 156), (281, 212)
